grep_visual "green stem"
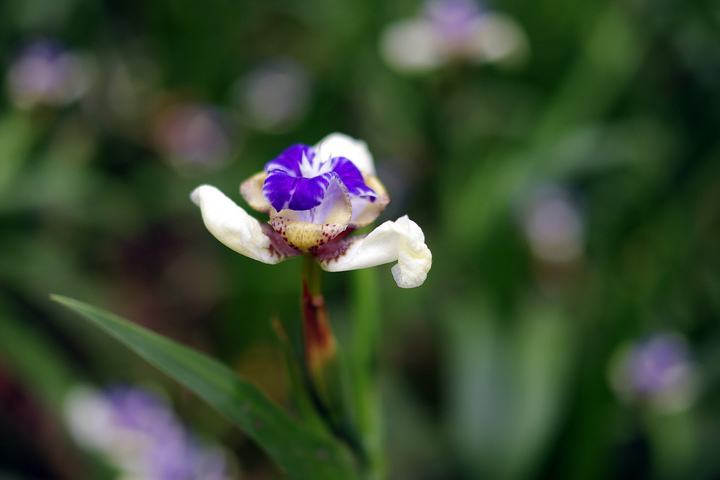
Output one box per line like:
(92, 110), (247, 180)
(303, 255), (323, 295)
(351, 268), (384, 479)
(300, 256), (365, 465)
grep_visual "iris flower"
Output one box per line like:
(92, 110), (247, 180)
(191, 133), (431, 288)
(380, 0), (528, 73)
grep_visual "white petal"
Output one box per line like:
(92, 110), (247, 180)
(467, 14), (528, 64)
(321, 215), (432, 288)
(63, 387), (115, 451)
(379, 19), (445, 73)
(239, 171), (271, 212)
(191, 185), (282, 264)
(350, 174), (390, 227)
(315, 132), (376, 175)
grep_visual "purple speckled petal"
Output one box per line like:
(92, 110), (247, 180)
(264, 143), (313, 175)
(263, 170), (331, 211)
(331, 156), (376, 200)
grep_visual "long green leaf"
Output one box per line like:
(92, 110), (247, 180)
(51, 294), (358, 480)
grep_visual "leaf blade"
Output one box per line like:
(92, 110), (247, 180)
(51, 294), (357, 480)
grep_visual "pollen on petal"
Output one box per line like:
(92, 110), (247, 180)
(269, 214), (348, 252)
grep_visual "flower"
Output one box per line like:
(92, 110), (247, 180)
(380, 0), (528, 73)
(152, 102), (232, 172)
(6, 40), (92, 109)
(608, 332), (698, 413)
(191, 133), (432, 288)
(64, 385), (233, 480)
(234, 59), (311, 133)
(520, 185), (584, 265)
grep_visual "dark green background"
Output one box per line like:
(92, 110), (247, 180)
(1, 0), (719, 478)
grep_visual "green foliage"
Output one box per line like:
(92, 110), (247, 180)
(0, 0), (718, 477)
(51, 295), (358, 480)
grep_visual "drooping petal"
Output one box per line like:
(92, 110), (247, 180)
(239, 171), (271, 212)
(350, 174), (390, 227)
(320, 215), (432, 288)
(264, 143), (313, 175)
(269, 175), (352, 251)
(331, 156), (376, 199)
(315, 133), (376, 175)
(191, 185), (284, 264)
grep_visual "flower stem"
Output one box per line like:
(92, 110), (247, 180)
(300, 256), (365, 464)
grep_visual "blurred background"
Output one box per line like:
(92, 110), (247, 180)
(1, 0), (719, 478)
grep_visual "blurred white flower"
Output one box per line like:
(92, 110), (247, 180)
(6, 39), (93, 109)
(520, 185), (584, 265)
(152, 102), (232, 172)
(380, 0), (528, 73)
(233, 59), (311, 133)
(64, 385), (234, 480)
(609, 332), (698, 413)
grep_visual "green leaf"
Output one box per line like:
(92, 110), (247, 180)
(51, 294), (358, 480)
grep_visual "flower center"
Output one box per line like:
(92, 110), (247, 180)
(298, 150), (331, 178)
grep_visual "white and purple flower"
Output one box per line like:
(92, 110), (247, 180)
(152, 102), (232, 172)
(234, 59), (311, 133)
(6, 40), (92, 109)
(64, 386), (233, 480)
(191, 133), (432, 288)
(380, 0), (528, 73)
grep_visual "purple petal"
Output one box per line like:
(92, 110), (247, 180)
(331, 156), (376, 200)
(264, 143), (313, 175)
(263, 170), (297, 211)
(263, 170), (331, 211)
(288, 175), (330, 210)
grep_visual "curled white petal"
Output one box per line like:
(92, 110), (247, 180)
(321, 215), (432, 288)
(191, 185), (282, 264)
(315, 132), (376, 175)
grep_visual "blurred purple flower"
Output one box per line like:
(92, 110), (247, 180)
(6, 39), (92, 109)
(234, 59), (311, 133)
(152, 103), (231, 171)
(520, 185), (584, 265)
(64, 385), (233, 480)
(424, 0), (485, 44)
(609, 333), (697, 413)
(380, 0), (528, 73)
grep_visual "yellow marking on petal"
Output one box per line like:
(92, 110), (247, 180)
(365, 175), (388, 198)
(240, 171), (271, 212)
(269, 214), (348, 252)
(352, 174), (391, 227)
